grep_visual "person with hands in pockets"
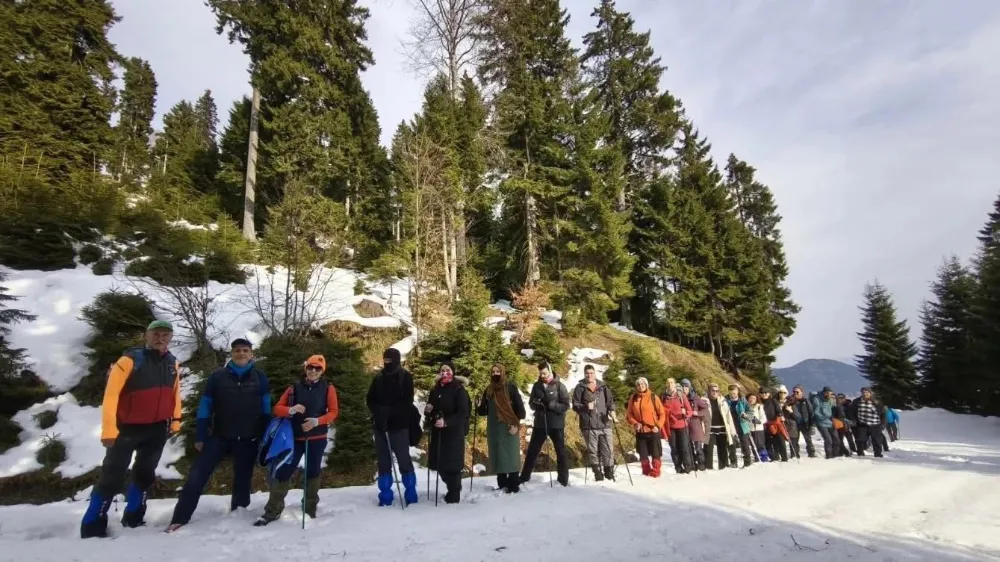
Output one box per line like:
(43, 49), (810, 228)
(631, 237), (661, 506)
(626, 377), (666, 477)
(81, 320), (182, 539)
(519, 362), (571, 487)
(254, 355), (339, 526)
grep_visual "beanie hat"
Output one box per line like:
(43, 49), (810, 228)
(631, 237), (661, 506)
(822, 386), (834, 394)
(680, 378), (692, 387)
(776, 385), (788, 394)
(383, 347), (401, 363)
(861, 386), (872, 394)
(230, 338), (253, 349)
(147, 320), (173, 332)
(304, 355), (326, 372)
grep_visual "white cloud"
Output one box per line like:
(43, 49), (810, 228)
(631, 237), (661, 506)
(108, 0), (1000, 367)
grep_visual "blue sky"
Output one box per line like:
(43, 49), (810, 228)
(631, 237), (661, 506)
(107, 0), (1000, 367)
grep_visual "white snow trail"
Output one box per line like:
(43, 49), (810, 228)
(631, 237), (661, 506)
(1, 408), (999, 561)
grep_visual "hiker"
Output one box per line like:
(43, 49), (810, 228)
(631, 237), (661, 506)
(81, 320), (182, 539)
(681, 378), (698, 403)
(688, 391), (710, 470)
(626, 377), (666, 477)
(790, 386), (816, 458)
(254, 355), (339, 526)
(477, 364), (526, 493)
(726, 385), (755, 468)
(850, 387), (885, 458)
(885, 406), (900, 441)
(704, 383), (738, 470)
(660, 377), (694, 474)
(367, 348), (419, 507)
(168, 339), (270, 532)
(810, 387), (837, 459)
(834, 394), (857, 456)
(425, 362), (472, 504)
(781, 389), (802, 459)
(762, 387), (789, 462)
(520, 362), (571, 487)
(747, 393), (768, 462)
(571, 364), (617, 481)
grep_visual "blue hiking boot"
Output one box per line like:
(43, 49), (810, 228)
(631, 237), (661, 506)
(758, 448), (770, 462)
(80, 490), (113, 539)
(401, 471), (418, 506)
(121, 483), (147, 528)
(377, 474), (394, 507)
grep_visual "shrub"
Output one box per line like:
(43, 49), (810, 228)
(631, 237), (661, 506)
(33, 409), (58, 430)
(617, 340), (670, 395)
(528, 323), (565, 370)
(91, 257), (115, 276)
(0, 417), (22, 454)
(0, 371), (51, 418)
(353, 278), (367, 296)
(254, 332), (374, 479)
(36, 434), (67, 468)
(73, 291), (156, 406)
(77, 244), (103, 265)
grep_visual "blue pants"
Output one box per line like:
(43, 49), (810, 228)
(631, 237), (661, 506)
(170, 436), (257, 525)
(275, 439), (325, 482)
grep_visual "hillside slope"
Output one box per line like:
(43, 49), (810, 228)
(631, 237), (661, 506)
(775, 358), (866, 394)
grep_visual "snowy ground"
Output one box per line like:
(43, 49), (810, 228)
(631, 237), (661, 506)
(1, 408), (998, 561)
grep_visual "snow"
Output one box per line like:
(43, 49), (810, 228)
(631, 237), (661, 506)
(0, 393), (184, 480)
(0, 408), (998, 561)
(609, 322), (650, 338)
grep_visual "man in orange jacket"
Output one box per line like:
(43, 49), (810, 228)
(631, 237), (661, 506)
(81, 320), (182, 539)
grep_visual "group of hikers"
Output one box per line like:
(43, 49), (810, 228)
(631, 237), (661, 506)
(79, 320), (900, 539)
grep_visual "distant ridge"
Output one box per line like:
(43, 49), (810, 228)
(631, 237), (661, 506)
(773, 358), (867, 395)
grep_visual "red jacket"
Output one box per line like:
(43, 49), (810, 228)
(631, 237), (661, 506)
(660, 391), (692, 431)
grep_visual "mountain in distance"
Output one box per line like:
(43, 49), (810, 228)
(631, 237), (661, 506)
(773, 358), (867, 395)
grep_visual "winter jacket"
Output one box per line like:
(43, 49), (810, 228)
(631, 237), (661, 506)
(426, 375), (472, 473)
(528, 378), (570, 430)
(688, 396), (711, 443)
(660, 391), (692, 430)
(366, 364), (415, 431)
(781, 397), (800, 426)
(850, 398), (884, 427)
(572, 381), (615, 431)
(748, 403), (765, 432)
(708, 396), (737, 445)
(810, 394), (835, 429)
(626, 391), (666, 434)
(762, 397), (783, 423)
(727, 397), (753, 436)
(477, 381), (526, 475)
(885, 407), (899, 424)
(195, 361), (270, 442)
(101, 346), (182, 441)
(257, 417), (295, 480)
(274, 379), (339, 440)
(791, 396), (814, 428)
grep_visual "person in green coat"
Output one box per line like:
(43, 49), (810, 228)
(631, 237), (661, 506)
(476, 364), (526, 493)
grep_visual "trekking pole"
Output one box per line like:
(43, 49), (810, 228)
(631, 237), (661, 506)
(541, 407), (553, 488)
(385, 431), (405, 511)
(610, 422), (634, 486)
(434, 426), (442, 507)
(469, 414), (479, 492)
(302, 439), (309, 530)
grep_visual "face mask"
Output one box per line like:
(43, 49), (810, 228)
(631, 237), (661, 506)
(491, 374), (501, 382)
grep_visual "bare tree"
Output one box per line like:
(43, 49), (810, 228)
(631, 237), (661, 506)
(401, 0), (487, 96)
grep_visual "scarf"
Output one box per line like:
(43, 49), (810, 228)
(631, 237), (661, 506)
(586, 380), (597, 393)
(484, 364), (520, 426)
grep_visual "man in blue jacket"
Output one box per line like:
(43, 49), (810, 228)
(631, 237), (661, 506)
(166, 338), (270, 532)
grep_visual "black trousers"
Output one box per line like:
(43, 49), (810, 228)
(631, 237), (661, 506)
(786, 421), (801, 458)
(496, 471), (520, 493)
(439, 471), (462, 503)
(521, 427), (568, 486)
(634, 432), (662, 461)
(668, 427), (693, 473)
(888, 423), (898, 441)
(765, 431), (789, 461)
(816, 425), (836, 458)
(838, 426), (857, 456)
(95, 422), (169, 498)
(856, 424), (884, 457)
(704, 432), (729, 469)
(731, 432), (753, 467)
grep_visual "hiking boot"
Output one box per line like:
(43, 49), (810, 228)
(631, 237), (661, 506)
(376, 474), (394, 507)
(253, 514), (279, 527)
(80, 491), (112, 539)
(262, 479), (291, 521)
(304, 477), (321, 518)
(121, 483), (148, 528)
(401, 471), (418, 506)
(592, 465), (604, 482)
(603, 466), (615, 481)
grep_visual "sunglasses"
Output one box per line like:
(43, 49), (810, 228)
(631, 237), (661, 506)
(306, 365), (323, 372)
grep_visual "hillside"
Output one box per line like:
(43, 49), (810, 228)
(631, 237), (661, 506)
(0, 260), (748, 505)
(774, 358), (867, 395)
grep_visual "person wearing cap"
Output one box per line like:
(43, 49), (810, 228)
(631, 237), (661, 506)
(424, 361), (471, 503)
(810, 386), (837, 459)
(761, 387), (789, 462)
(849, 387), (885, 458)
(81, 320), (182, 539)
(680, 378), (697, 403)
(834, 393), (857, 456)
(254, 354), (339, 525)
(167, 338), (270, 532)
(520, 362), (571, 486)
(366, 347), (418, 506)
(789, 385), (816, 458)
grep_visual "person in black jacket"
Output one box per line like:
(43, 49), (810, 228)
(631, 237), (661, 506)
(167, 339), (269, 531)
(835, 393), (858, 456)
(790, 386), (817, 458)
(366, 348), (418, 507)
(425, 361), (471, 504)
(762, 387), (789, 462)
(571, 364), (617, 481)
(850, 387), (885, 458)
(519, 362), (571, 487)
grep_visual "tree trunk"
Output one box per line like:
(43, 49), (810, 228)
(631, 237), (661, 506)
(442, 211), (456, 298)
(242, 87), (260, 242)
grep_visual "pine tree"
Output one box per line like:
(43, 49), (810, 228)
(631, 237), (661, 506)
(856, 281), (919, 409)
(0, 271), (36, 379)
(109, 57), (157, 184)
(0, 0), (121, 178)
(208, 0), (392, 265)
(917, 256), (975, 411)
(969, 191), (1000, 415)
(192, 90), (220, 192)
(580, 0), (682, 327)
(477, 0), (578, 289)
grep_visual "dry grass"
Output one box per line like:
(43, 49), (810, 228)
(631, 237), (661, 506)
(323, 321), (410, 370)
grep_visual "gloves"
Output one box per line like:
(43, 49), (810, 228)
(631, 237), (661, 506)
(529, 398), (544, 410)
